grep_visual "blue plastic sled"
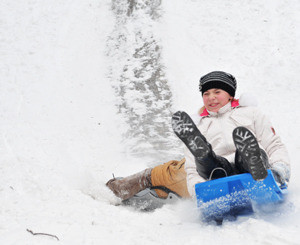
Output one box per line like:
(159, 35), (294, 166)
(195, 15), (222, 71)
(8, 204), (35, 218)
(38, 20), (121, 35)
(195, 170), (287, 221)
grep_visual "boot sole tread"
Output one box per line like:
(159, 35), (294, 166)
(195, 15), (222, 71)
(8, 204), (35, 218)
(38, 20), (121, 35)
(172, 111), (209, 158)
(233, 127), (267, 181)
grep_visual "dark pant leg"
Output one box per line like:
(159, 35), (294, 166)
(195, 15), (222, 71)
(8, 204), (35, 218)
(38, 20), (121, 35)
(196, 151), (235, 180)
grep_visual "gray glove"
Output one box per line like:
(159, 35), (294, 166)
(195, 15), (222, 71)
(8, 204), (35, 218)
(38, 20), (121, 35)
(271, 162), (290, 187)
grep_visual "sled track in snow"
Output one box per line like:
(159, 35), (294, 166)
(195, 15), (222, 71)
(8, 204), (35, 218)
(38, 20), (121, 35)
(106, 0), (181, 162)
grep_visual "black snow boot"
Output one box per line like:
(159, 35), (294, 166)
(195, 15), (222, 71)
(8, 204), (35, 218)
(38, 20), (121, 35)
(232, 127), (268, 181)
(172, 111), (235, 180)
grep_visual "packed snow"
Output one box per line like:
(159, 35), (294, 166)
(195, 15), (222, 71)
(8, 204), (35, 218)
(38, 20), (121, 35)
(0, 0), (299, 244)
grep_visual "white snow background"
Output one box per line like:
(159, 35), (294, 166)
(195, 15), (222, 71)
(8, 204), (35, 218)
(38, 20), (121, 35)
(1, 0), (300, 244)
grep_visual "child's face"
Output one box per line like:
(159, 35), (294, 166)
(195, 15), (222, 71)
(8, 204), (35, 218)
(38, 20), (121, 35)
(202, 88), (233, 112)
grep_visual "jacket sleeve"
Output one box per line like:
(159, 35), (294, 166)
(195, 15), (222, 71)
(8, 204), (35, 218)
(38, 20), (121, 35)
(253, 108), (291, 182)
(184, 146), (206, 197)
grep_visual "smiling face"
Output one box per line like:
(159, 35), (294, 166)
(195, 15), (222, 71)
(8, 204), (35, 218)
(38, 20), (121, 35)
(202, 88), (233, 112)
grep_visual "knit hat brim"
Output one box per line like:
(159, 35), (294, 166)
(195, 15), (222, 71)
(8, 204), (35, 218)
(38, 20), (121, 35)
(201, 80), (235, 97)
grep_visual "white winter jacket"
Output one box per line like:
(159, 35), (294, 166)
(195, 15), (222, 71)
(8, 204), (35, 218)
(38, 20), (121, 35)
(185, 99), (290, 197)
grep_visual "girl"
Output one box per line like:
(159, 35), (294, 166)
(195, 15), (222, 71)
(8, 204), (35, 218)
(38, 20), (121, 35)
(173, 71), (290, 197)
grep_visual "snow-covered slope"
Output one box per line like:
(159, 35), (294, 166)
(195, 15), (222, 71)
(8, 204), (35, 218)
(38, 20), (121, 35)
(0, 0), (299, 244)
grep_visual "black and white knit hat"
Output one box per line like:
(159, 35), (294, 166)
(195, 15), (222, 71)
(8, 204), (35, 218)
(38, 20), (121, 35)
(199, 71), (237, 97)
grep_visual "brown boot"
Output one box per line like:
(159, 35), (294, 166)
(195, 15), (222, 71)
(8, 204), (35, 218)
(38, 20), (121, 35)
(106, 168), (152, 200)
